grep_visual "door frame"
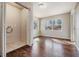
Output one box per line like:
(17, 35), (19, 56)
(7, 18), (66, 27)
(3, 2), (32, 57)
(70, 3), (78, 43)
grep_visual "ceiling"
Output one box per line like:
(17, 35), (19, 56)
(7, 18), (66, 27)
(18, 2), (77, 18)
(33, 2), (77, 18)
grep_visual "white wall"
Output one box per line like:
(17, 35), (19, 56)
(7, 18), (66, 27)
(14, 2), (33, 46)
(26, 10), (33, 46)
(21, 8), (28, 42)
(40, 13), (71, 39)
(5, 4), (22, 44)
(70, 8), (76, 42)
(0, 3), (3, 56)
(21, 8), (33, 46)
(75, 4), (79, 49)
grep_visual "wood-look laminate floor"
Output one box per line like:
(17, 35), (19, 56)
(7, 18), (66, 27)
(7, 37), (79, 57)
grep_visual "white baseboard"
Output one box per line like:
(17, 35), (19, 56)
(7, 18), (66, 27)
(40, 35), (70, 40)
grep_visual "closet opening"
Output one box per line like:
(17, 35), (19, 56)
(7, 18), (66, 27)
(5, 2), (29, 54)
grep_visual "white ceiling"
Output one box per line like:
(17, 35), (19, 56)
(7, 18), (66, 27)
(18, 2), (76, 18)
(33, 2), (77, 18)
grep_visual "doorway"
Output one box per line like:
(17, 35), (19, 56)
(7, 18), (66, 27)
(5, 2), (29, 54)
